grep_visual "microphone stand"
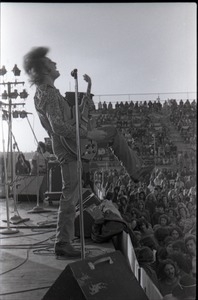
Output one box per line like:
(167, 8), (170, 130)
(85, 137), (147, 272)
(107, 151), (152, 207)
(71, 69), (85, 259)
(9, 143), (30, 224)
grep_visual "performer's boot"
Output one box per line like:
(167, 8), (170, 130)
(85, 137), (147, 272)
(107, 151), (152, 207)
(54, 195), (81, 258)
(55, 242), (81, 257)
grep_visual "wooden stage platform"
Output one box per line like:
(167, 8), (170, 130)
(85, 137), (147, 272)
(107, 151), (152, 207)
(0, 197), (115, 300)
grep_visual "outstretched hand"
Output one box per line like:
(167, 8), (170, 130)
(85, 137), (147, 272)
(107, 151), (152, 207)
(83, 74), (91, 83)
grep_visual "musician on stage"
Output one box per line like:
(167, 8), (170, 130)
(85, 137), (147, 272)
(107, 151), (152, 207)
(23, 47), (153, 258)
(31, 141), (51, 202)
(15, 152), (31, 175)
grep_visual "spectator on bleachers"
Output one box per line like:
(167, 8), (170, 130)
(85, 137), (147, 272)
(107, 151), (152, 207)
(154, 171), (164, 187)
(154, 227), (170, 248)
(151, 203), (166, 227)
(167, 208), (178, 226)
(153, 214), (170, 232)
(169, 252), (192, 278)
(156, 237), (175, 264)
(169, 226), (183, 241)
(136, 218), (154, 239)
(158, 259), (180, 297)
(98, 101), (102, 112)
(136, 246), (160, 289)
(145, 185), (162, 216)
(176, 206), (195, 236)
(136, 200), (151, 223)
(186, 201), (195, 218)
(171, 274), (196, 300)
(172, 240), (188, 256)
(174, 176), (185, 190)
(107, 101), (113, 112)
(184, 235), (196, 278)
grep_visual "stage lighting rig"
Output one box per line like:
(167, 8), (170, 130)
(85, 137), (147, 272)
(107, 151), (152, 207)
(0, 64), (29, 182)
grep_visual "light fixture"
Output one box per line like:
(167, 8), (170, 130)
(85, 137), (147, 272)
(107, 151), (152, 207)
(12, 111), (19, 118)
(20, 110), (27, 118)
(12, 64), (21, 76)
(0, 66), (7, 76)
(2, 110), (8, 120)
(10, 89), (19, 99)
(20, 89), (29, 99)
(2, 90), (8, 99)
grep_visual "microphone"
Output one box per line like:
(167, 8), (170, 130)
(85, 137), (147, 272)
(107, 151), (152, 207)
(71, 69), (77, 78)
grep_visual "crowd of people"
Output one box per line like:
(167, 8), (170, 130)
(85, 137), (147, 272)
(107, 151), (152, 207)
(91, 98), (196, 169)
(91, 99), (196, 299)
(169, 99), (196, 146)
(93, 161), (196, 298)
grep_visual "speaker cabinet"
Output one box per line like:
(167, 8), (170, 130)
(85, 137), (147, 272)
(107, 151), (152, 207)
(75, 204), (103, 238)
(75, 189), (101, 237)
(42, 250), (149, 300)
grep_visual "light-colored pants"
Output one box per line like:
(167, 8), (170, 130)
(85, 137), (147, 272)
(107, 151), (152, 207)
(55, 161), (79, 244)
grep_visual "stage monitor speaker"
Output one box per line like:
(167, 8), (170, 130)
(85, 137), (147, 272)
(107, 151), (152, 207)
(75, 204), (103, 238)
(75, 189), (101, 238)
(42, 250), (149, 300)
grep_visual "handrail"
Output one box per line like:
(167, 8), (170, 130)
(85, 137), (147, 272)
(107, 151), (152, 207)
(118, 231), (163, 300)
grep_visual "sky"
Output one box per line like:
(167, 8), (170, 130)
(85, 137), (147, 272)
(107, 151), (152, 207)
(0, 2), (197, 153)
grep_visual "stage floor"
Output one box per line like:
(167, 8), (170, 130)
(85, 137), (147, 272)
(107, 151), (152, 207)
(0, 197), (115, 300)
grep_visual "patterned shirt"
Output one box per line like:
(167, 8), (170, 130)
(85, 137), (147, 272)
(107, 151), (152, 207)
(34, 84), (88, 162)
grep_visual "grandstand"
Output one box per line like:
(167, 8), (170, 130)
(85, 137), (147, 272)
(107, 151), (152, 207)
(89, 97), (196, 173)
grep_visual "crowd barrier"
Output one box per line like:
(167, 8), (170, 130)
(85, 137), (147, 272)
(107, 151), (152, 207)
(115, 231), (163, 300)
